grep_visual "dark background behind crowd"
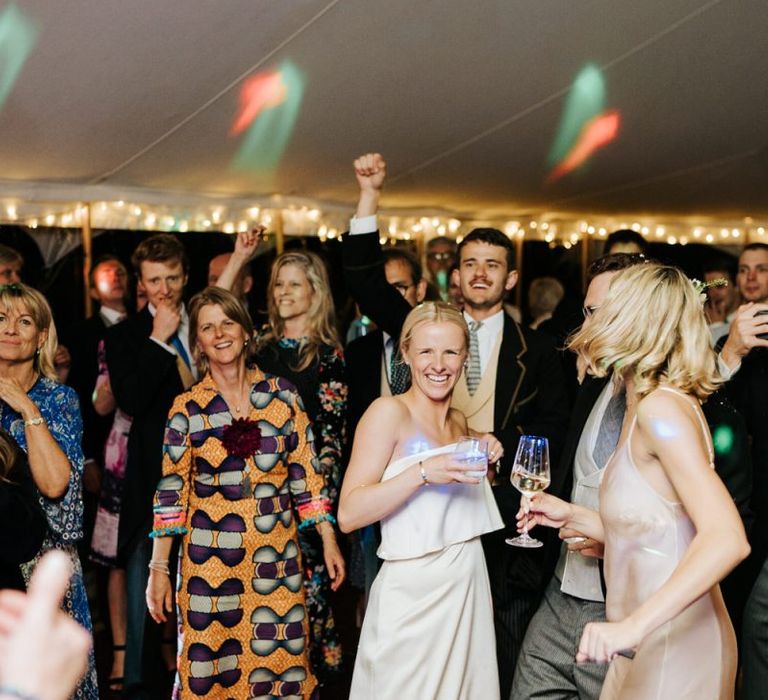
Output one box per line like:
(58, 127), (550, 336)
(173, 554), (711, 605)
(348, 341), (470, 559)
(0, 224), (741, 337)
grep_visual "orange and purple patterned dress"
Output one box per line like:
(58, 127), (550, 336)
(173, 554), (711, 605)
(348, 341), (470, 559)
(150, 369), (331, 699)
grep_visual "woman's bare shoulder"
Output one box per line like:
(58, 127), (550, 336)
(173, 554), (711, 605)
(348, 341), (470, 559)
(636, 387), (701, 443)
(362, 396), (410, 424)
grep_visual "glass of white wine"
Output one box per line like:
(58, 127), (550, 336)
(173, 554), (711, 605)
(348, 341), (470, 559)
(506, 435), (551, 548)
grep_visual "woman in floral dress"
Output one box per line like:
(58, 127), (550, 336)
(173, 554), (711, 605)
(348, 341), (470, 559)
(0, 283), (98, 699)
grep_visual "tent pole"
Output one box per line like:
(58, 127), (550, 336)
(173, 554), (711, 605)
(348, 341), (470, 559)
(82, 203), (93, 318)
(274, 209), (285, 254)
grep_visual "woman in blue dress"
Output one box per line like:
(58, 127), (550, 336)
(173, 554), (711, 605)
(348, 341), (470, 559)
(0, 283), (98, 699)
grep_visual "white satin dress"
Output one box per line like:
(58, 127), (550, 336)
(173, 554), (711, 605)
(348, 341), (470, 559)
(349, 444), (504, 700)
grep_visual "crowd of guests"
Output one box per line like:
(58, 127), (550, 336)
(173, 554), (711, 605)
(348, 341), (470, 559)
(0, 151), (768, 700)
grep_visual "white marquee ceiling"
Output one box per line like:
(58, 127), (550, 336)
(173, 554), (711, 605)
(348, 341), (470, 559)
(0, 0), (766, 228)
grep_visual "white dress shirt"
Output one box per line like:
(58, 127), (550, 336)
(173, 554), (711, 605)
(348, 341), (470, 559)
(349, 214), (378, 235)
(99, 305), (126, 327)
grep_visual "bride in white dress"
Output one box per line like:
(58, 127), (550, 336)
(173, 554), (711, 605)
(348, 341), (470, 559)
(339, 301), (504, 700)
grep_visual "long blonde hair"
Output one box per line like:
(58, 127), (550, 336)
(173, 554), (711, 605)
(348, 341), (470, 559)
(260, 251), (340, 370)
(0, 284), (58, 381)
(568, 263), (720, 400)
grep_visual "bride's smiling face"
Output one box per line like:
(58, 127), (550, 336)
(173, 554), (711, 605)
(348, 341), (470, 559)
(403, 321), (467, 400)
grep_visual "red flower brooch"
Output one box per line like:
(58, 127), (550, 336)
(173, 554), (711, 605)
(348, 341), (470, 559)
(221, 417), (262, 459)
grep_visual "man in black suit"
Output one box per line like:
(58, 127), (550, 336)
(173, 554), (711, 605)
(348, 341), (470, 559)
(346, 247), (426, 436)
(64, 256), (130, 531)
(345, 246), (426, 598)
(717, 243), (768, 700)
(343, 153), (570, 697)
(105, 234), (197, 700)
(512, 253), (753, 699)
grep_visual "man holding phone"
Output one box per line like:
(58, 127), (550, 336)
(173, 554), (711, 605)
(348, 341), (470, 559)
(718, 242), (768, 700)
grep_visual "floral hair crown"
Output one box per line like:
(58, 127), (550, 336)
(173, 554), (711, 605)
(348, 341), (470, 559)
(690, 277), (728, 303)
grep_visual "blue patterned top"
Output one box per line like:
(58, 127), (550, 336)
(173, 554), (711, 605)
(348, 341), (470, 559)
(0, 376), (85, 544)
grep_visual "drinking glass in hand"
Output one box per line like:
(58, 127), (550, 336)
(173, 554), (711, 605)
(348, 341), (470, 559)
(506, 435), (551, 548)
(453, 437), (488, 480)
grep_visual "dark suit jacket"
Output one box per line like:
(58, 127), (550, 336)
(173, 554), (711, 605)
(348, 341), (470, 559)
(716, 343), (768, 545)
(62, 313), (113, 465)
(105, 306), (185, 555)
(345, 329), (385, 447)
(343, 231), (571, 594)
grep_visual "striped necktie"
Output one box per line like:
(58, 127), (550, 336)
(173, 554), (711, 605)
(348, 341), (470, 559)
(466, 320), (483, 395)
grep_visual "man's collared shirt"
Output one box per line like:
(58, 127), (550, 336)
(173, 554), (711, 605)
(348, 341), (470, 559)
(463, 309), (504, 375)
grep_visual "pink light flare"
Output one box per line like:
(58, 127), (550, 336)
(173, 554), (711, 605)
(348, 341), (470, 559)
(547, 110), (620, 183)
(230, 70), (288, 135)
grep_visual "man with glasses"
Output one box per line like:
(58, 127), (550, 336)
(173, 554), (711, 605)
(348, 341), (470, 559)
(347, 246), (427, 431)
(344, 246), (426, 602)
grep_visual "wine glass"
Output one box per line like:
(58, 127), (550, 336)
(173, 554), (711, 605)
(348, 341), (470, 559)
(453, 437), (488, 480)
(506, 435), (551, 548)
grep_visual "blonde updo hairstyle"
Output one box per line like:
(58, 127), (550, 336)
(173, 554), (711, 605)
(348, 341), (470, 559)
(188, 287), (254, 375)
(399, 301), (470, 360)
(568, 263), (720, 401)
(0, 283), (58, 381)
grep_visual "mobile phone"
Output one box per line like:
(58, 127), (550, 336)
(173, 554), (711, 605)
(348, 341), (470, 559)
(756, 309), (768, 341)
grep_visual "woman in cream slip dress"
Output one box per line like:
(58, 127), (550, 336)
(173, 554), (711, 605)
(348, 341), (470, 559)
(521, 263), (749, 700)
(338, 301), (505, 700)
(599, 386), (738, 699)
(350, 443), (504, 699)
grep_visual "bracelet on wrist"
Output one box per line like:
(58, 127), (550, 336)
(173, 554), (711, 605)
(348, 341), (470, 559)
(148, 560), (170, 575)
(22, 415), (45, 427)
(419, 461), (429, 486)
(0, 684), (41, 700)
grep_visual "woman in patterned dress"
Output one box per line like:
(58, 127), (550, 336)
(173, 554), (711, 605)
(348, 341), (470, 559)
(0, 283), (98, 699)
(216, 232), (348, 681)
(146, 287), (343, 699)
